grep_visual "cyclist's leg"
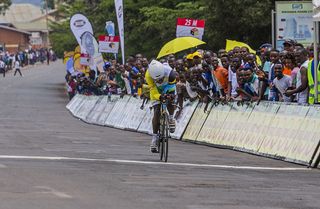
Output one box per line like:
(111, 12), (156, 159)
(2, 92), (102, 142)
(167, 101), (176, 133)
(150, 103), (160, 152)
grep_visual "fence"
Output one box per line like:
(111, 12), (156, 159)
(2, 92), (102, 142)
(67, 94), (320, 168)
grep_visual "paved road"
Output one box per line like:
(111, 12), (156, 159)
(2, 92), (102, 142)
(0, 61), (319, 209)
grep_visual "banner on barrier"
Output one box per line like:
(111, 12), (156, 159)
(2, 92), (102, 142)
(124, 97), (147, 131)
(171, 100), (198, 139)
(182, 103), (211, 141)
(291, 105), (320, 164)
(98, 96), (120, 125)
(197, 103), (232, 145)
(239, 102), (279, 152)
(259, 104), (309, 158)
(66, 94), (82, 111)
(70, 94), (87, 115)
(105, 95), (130, 127)
(76, 96), (99, 121)
(216, 103), (253, 147)
(137, 107), (153, 134)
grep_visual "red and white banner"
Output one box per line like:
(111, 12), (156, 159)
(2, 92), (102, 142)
(80, 53), (90, 66)
(98, 35), (120, 54)
(176, 18), (205, 40)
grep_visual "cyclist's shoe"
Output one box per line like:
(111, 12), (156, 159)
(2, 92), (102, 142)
(150, 135), (159, 153)
(168, 118), (176, 133)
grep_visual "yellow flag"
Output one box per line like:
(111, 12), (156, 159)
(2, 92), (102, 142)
(225, 39), (261, 66)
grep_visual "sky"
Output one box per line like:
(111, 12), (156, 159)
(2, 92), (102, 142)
(12, 0), (42, 7)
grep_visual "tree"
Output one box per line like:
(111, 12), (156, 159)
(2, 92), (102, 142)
(50, 0), (278, 58)
(0, 0), (11, 15)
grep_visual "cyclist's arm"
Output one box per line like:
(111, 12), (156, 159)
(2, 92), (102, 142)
(145, 70), (161, 100)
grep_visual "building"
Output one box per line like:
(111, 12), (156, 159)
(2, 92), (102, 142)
(0, 24), (30, 53)
(0, 3), (58, 50)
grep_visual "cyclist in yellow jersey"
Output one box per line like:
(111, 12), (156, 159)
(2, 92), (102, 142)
(146, 60), (177, 153)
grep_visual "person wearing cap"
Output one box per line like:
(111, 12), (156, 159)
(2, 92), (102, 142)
(283, 39), (295, 52)
(145, 60), (177, 153)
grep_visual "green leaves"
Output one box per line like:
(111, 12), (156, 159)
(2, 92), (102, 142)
(0, 0), (11, 15)
(50, 0), (274, 58)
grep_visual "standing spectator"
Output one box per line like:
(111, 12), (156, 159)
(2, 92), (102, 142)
(0, 59), (5, 77)
(14, 57), (22, 77)
(273, 63), (292, 102)
(212, 57), (228, 95)
(284, 48), (309, 104)
(228, 57), (241, 100)
(47, 49), (50, 65)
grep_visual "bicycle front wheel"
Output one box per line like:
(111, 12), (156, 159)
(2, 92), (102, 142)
(163, 114), (169, 162)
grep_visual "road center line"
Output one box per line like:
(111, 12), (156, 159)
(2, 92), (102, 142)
(0, 155), (311, 171)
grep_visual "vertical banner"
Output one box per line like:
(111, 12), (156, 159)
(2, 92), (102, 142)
(275, 1), (313, 50)
(70, 13), (93, 54)
(115, 0), (125, 64)
(105, 21), (115, 36)
(176, 18), (205, 40)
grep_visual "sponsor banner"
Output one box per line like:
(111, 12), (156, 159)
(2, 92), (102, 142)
(98, 96), (120, 124)
(70, 95), (87, 115)
(98, 35), (120, 54)
(66, 57), (75, 74)
(86, 96), (103, 124)
(197, 103), (232, 145)
(176, 18), (205, 40)
(80, 53), (90, 66)
(76, 96), (99, 121)
(171, 100), (198, 140)
(70, 13), (93, 53)
(182, 103), (211, 141)
(217, 103), (253, 148)
(275, 1), (313, 50)
(259, 104), (309, 157)
(240, 102), (279, 152)
(115, 0), (125, 64)
(105, 95), (130, 127)
(137, 107), (153, 134)
(81, 31), (104, 72)
(124, 97), (147, 131)
(291, 105), (320, 163)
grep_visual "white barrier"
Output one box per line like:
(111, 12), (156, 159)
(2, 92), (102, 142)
(67, 94), (320, 167)
(77, 96), (99, 121)
(105, 95), (130, 128)
(182, 103), (211, 142)
(197, 103), (232, 145)
(171, 100), (198, 139)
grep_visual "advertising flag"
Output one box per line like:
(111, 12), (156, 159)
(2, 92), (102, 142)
(115, 0), (125, 64)
(105, 21), (116, 36)
(99, 35), (120, 53)
(70, 13), (93, 54)
(176, 18), (205, 40)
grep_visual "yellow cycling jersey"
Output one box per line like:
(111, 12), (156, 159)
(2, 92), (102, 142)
(145, 66), (177, 101)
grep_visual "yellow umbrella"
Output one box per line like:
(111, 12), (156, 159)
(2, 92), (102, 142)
(157, 37), (206, 59)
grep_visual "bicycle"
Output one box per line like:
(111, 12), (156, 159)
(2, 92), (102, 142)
(157, 95), (180, 162)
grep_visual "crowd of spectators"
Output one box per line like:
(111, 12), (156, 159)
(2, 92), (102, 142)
(65, 39), (320, 110)
(0, 48), (57, 77)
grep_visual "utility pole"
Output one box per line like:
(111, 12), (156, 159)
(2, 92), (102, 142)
(45, 0), (50, 48)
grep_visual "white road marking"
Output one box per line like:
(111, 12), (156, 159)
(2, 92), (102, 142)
(34, 186), (72, 199)
(0, 155), (311, 171)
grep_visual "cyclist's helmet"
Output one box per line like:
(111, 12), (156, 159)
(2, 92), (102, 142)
(148, 60), (165, 80)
